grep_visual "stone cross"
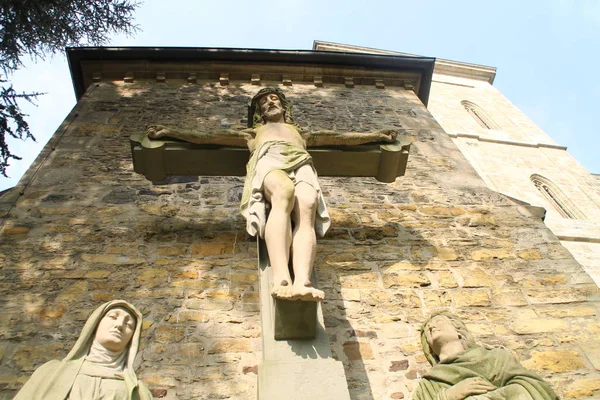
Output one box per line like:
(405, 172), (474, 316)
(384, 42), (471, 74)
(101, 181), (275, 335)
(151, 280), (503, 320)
(130, 87), (410, 399)
(141, 88), (406, 299)
(131, 88), (410, 337)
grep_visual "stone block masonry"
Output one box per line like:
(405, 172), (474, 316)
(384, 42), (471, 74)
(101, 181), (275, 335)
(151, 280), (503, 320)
(428, 74), (600, 286)
(1, 80), (599, 399)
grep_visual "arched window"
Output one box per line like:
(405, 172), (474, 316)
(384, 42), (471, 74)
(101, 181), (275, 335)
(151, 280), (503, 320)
(461, 100), (500, 130)
(531, 174), (585, 219)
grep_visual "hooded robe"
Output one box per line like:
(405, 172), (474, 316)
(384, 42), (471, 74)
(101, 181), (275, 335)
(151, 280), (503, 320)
(412, 346), (558, 400)
(14, 300), (152, 400)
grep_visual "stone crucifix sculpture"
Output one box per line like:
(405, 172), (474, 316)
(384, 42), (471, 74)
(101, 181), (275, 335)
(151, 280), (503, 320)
(147, 88), (396, 301)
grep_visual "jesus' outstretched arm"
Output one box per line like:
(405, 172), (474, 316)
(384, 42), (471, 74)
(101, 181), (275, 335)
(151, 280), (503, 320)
(147, 124), (255, 149)
(302, 128), (397, 147)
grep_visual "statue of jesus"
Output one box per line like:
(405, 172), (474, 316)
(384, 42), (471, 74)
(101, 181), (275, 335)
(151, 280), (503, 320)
(147, 88), (396, 301)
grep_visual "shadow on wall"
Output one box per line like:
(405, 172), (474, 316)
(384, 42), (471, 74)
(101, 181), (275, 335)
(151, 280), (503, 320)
(0, 82), (437, 398)
(316, 174), (439, 400)
(3, 79), (588, 399)
(0, 81), (267, 399)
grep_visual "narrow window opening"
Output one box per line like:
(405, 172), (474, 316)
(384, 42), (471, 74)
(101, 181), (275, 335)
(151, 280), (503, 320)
(461, 100), (500, 130)
(531, 174), (585, 219)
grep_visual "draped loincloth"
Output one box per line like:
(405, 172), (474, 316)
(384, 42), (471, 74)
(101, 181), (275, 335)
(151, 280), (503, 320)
(240, 140), (330, 238)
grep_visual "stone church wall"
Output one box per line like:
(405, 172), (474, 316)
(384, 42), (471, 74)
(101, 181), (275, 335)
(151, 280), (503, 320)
(428, 74), (600, 286)
(1, 80), (599, 399)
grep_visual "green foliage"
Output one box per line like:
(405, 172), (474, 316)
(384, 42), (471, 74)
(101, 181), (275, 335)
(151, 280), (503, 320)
(0, 82), (42, 176)
(0, 0), (140, 177)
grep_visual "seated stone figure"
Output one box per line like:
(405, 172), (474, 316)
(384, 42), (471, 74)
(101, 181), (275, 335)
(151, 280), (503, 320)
(15, 300), (152, 400)
(413, 311), (558, 400)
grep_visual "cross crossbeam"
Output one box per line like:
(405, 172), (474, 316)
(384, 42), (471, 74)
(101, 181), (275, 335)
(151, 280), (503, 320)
(129, 132), (411, 183)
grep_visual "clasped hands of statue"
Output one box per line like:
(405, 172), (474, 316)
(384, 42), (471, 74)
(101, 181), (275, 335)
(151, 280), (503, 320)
(444, 377), (522, 400)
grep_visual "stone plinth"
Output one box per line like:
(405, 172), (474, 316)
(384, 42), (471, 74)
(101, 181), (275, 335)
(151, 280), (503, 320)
(274, 299), (317, 340)
(257, 239), (350, 400)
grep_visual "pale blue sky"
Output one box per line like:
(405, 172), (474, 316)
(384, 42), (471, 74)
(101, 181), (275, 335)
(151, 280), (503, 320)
(2, 0), (599, 191)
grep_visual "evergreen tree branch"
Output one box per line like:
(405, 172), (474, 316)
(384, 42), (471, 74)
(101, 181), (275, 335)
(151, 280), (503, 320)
(0, 0), (140, 177)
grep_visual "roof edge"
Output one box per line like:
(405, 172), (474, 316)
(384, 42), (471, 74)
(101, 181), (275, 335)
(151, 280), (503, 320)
(66, 46), (435, 105)
(313, 40), (496, 84)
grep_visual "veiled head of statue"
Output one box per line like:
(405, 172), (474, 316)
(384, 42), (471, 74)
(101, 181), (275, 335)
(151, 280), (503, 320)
(249, 88), (295, 128)
(95, 306), (137, 353)
(420, 311), (476, 366)
(13, 300), (152, 400)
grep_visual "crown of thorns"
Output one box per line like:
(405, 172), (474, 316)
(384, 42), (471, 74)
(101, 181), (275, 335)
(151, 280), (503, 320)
(248, 87), (295, 128)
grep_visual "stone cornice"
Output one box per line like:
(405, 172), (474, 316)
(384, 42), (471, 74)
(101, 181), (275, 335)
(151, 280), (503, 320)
(66, 47), (435, 105)
(548, 218), (600, 242)
(313, 40), (496, 84)
(448, 132), (567, 150)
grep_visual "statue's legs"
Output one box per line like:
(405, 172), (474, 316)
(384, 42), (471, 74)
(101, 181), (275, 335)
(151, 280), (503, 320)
(291, 182), (324, 301)
(263, 170), (295, 299)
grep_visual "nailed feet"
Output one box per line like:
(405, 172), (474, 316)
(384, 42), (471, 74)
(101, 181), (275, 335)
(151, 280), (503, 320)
(271, 280), (294, 300)
(271, 280), (324, 301)
(291, 284), (324, 301)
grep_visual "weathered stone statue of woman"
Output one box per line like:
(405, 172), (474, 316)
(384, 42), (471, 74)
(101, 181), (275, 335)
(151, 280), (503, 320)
(413, 311), (558, 400)
(14, 300), (152, 400)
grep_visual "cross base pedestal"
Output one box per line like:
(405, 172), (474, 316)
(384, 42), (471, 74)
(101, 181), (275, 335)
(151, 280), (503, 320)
(274, 299), (317, 340)
(257, 238), (350, 400)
